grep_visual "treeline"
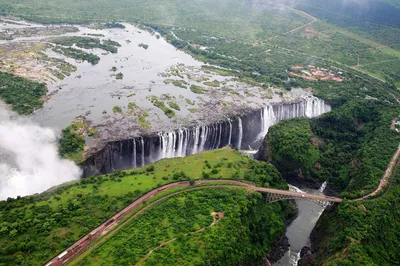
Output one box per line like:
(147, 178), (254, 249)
(0, 72), (47, 114)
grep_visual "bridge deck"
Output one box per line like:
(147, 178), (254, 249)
(252, 186), (342, 203)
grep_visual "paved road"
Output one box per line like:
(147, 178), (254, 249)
(360, 144), (400, 199)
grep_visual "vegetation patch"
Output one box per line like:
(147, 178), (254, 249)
(58, 120), (89, 163)
(190, 84), (206, 94)
(201, 66), (234, 76)
(104, 22), (126, 29)
(172, 80), (187, 89)
(112, 105), (123, 113)
(203, 79), (220, 87)
(115, 72), (123, 80)
(0, 72), (47, 114)
(53, 46), (100, 65)
(48, 36), (120, 53)
(185, 98), (195, 105)
(148, 96), (175, 118)
(138, 43), (149, 49)
(167, 101), (180, 111)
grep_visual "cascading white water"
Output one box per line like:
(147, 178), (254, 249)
(237, 117), (243, 150)
(122, 96), (330, 170)
(305, 96), (331, 118)
(319, 181), (327, 193)
(182, 128), (189, 157)
(141, 137), (145, 166)
(257, 96), (329, 141)
(177, 129), (183, 157)
(228, 120), (232, 145)
(132, 140), (136, 168)
(199, 125), (207, 152)
(259, 105), (276, 138)
(192, 127), (200, 155)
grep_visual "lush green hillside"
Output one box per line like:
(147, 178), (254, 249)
(310, 170), (400, 265)
(78, 187), (293, 266)
(259, 118), (321, 183)
(0, 148), (291, 265)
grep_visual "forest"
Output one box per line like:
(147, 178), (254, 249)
(310, 170), (400, 265)
(0, 148), (291, 265)
(78, 187), (294, 265)
(0, 72), (47, 114)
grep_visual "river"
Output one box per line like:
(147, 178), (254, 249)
(274, 182), (327, 266)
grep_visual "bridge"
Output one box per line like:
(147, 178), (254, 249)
(243, 182), (340, 207)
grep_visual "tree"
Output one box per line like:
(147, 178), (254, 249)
(189, 178), (195, 186)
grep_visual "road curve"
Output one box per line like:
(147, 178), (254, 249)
(45, 180), (342, 265)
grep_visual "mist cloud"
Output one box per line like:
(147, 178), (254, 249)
(0, 106), (81, 200)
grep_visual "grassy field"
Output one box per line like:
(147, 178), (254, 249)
(0, 147), (287, 265)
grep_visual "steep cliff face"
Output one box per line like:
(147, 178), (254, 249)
(81, 97), (330, 177)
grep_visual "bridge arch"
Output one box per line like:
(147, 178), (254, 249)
(262, 191), (334, 208)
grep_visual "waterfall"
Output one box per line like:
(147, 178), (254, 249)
(192, 127), (200, 155)
(237, 117), (243, 150)
(199, 125), (207, 152)
(319, 181), (327, 193)
(259, 105), (276, 139)
(140, 137), (145, 167)
(133, 140), (136, 167)
(82, 96), (332, 176)
(182, 129), (189, 156)
(305, 96), (330, 118)
(216, 123), (222, 149)
(228, 120), (232, 145)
